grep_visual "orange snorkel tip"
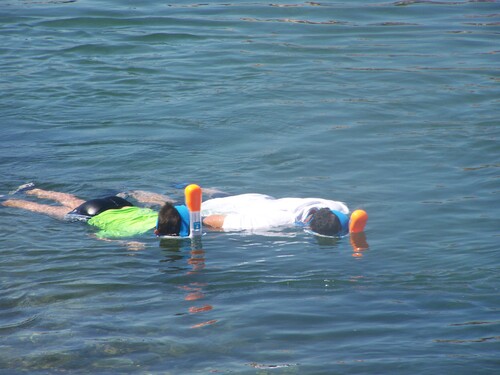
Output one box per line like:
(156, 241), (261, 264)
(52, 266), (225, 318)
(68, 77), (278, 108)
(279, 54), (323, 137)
(185, 184), (202, 238)
(349, 209), (368, 234)
(185, 184), (202, 212)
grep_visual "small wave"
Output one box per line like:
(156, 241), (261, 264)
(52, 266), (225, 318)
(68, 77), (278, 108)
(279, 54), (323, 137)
(129, 33), (204, 43)
(393, 0), (497, 6)
(23, 0), (76, 4)
(435, 336), (500, 343)
(248, 362), (299, 369)
(241, 17), (346, 25)
(0, 314), (38, 333)
(450, 320), (500, 326)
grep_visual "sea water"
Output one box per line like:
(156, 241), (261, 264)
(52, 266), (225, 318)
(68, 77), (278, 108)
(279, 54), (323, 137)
(1, 0), (498, 373)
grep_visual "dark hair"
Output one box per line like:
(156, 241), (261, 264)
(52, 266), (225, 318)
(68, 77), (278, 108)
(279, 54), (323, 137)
(309, 208), (341, 236)
(156, 202), (181, 236)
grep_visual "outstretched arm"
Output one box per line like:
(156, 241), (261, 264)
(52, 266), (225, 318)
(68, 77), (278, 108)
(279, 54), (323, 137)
(202, 215), (225, 229)
(125, 190), (175, 206)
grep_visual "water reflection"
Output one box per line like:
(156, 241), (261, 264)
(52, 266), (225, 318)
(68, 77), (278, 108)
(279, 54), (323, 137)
(350, 232), (369, 258)
(159, 238), (217, 329)
(314, 232), (370, 257)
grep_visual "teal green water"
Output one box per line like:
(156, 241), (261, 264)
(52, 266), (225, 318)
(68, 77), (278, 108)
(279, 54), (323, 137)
(1, 1), (499, 374)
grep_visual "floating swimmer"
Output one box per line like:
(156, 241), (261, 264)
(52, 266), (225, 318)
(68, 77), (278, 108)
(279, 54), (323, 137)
(200, 193), (368, 238)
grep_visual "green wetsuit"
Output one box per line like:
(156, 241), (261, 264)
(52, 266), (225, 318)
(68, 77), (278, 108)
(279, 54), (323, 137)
(88, 206), (157, 238)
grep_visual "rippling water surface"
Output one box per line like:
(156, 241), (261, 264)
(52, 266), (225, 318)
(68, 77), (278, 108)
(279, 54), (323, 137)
(1, 0), (499, 373)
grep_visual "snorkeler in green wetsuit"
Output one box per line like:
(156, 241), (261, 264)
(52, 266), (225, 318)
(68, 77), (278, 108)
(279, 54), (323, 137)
(2, 185), (186, 238)
(85, 205), (158, 238)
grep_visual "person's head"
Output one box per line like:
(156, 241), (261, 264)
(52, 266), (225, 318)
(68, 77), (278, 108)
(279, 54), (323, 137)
(155, 202), (181, 236)
(309, 208), (341, 236)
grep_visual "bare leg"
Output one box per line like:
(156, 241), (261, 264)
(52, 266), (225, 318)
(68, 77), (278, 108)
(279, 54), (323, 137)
(201, 187), (229, 199)
(127, 190), (174, 206)
(26, 188), (85, 210)
(127, 188), (228, 207)
(3, 199), (71, 220)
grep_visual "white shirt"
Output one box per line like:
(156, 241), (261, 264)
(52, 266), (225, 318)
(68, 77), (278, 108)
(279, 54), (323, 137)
(201, 194), (349, 232)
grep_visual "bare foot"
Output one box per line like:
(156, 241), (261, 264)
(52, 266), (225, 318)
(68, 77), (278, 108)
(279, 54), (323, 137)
(9, 182), (35, 195)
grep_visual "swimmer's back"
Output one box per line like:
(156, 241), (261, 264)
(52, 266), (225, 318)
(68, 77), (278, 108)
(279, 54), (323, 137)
(88, 206), (158, 238)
